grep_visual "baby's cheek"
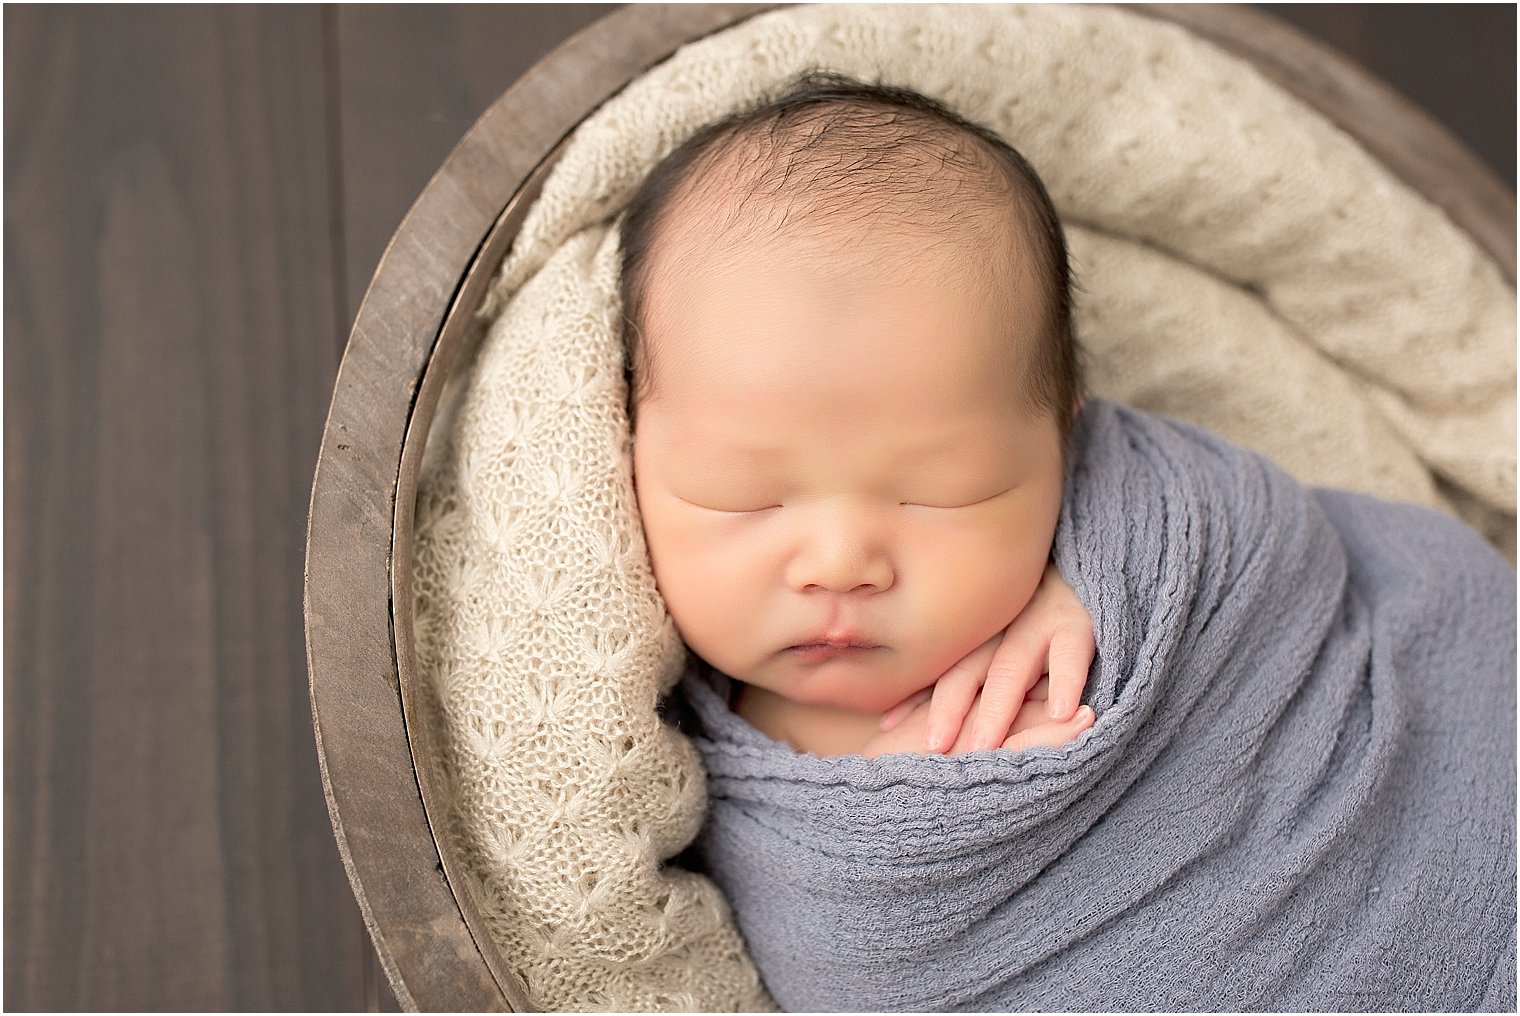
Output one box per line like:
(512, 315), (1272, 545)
(645, 518), (770, 660)
(908, 526), (1050, 667)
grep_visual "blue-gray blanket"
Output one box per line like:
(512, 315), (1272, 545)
(677, 400), (1516, 1012)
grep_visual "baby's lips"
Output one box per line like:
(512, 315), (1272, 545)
(785, 642), (882, 665)
(789, 639), (880, 650)
(783, 627), (883, 651)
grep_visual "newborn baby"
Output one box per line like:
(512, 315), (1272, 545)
(626, 71), (1096, 760)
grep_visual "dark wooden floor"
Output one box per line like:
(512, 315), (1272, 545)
(4, 5), (1512, 1011)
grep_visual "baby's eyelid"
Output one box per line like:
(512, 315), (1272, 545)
(676, 495), (780, 514)
(902, 488), (1012, 510)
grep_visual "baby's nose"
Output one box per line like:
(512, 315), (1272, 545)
(785, 518), (894, 595)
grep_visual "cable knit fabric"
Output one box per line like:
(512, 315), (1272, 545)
(677, 400), (1516, 1012)
(409, 4), (1516, 1011)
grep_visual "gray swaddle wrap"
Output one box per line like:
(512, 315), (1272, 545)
(677, 400), (1516, 1012)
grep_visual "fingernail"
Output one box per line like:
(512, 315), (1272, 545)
(1077, 705), (1094, 723)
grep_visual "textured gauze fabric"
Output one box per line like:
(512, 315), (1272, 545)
(679, 399), (1517, 1013)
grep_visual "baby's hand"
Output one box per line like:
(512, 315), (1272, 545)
(878, 562), (1096, 753)
(860, 680), (1093, 758)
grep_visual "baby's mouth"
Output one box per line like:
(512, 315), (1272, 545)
(785, 639), (882, 663)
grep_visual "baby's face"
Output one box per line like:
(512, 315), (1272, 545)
(633, 241), (1064, 716)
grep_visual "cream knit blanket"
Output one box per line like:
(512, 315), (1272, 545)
(410, 4), (1516, 1011)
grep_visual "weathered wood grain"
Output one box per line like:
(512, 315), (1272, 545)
(1264, 3), (1515, 183)
(335, 4), (612, 330)
(3, 6), (365, 1010)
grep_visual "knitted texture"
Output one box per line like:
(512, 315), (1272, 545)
(411, 4), (1517, 1011)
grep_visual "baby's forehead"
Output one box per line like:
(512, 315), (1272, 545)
(644, 198), (1037, 354)
(646, 242), (1040, 411)
(640, 156), (1047, 392)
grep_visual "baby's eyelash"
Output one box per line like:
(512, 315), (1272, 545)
(677, 495), (779, 514)
(677, 490), (1011, 512)
(901, 489), (1011, 510)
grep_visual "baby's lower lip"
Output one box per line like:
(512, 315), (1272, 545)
(786, 642), (880, 663)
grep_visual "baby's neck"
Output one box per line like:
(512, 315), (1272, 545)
(733, 683), (883, 757)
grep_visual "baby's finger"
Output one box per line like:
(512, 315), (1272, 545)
(878, 688), (932, 732)
(967, 632), (1047, 750)
(1007, 696), (1053, 736)
(1046, 622), (1097, 722)
(1002, 705), (1095, 754)
(926, 633), (1001, 753)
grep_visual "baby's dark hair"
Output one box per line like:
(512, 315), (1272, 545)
(618, 71), (1084, 432)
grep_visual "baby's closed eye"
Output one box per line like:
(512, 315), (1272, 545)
(674, 488), (1017, 513)
(676, 494), (781, 514)
(900, 487), (1013, 510)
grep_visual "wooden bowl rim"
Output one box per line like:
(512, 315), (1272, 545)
(305, 4), (1515, 1010)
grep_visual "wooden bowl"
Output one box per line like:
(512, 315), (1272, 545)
(304, 5), (1514, 1010)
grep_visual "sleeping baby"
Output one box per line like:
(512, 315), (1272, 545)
(626, 71), (1097, 763)
(622, 73), (1516, 1012)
